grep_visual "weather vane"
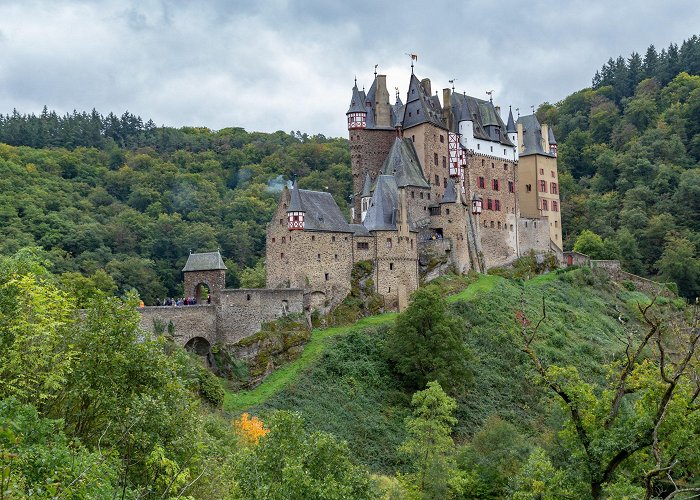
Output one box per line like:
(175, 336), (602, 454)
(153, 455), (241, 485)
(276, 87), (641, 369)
(405, 53), (417, 73)
(486, 90), (494, 102)
(374, 64), (378, 78)
(395, 86), (400, 101)
(516, 107), (520, 117)
(531, 105), (535, 114)
(448, 78), (457, 91)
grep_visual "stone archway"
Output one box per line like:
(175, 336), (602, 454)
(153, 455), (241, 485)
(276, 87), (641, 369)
(194, 282), (211, 304)
(184, 336), (213, 367)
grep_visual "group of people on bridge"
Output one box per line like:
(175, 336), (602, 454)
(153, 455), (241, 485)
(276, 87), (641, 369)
(155, 296), (211, 306)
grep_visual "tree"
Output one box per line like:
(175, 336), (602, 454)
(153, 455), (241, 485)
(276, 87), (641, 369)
(656, 236), (700, 299)
(234, 411), (374, 499)
(386, 286), (473, 393)
(399, 381), (460, 499)
(239, 260), (266, 288)
(573, 230), (605, 259)
(515, 297), (700, 499)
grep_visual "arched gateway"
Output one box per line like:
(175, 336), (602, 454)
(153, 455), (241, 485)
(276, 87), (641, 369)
(182, 250), (227, 302)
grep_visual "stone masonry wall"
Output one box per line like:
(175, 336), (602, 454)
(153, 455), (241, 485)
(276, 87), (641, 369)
(216, 288), (304, 344)
(349, 128), (396, 222)
(373, 229), (419, 310)
(429, 202), (472, 273)
(517, 216), (551, 256)
(183, 269), (226, 301)
(139, 305), (217, 346)
(404, 123), (451, 210)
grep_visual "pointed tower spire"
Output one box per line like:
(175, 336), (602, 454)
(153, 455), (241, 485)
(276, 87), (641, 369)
(506, 105), (516, 134)
(347, 80), (367, 130)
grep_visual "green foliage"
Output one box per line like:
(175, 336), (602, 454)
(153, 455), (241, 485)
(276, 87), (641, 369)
(233, 410), (375, 499)
(509, 448), (573, 499)
(386, 286), (474, 394)
(573, 229), (605, 259)
(399, 381), (459, 499)
(239, 260), (266, 288)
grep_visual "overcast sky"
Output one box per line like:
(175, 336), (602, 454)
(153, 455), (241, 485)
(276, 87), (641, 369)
(1, 0), (699, 138)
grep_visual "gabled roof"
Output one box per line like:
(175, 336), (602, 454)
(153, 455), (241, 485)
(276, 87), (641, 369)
(440, 177), (458, 204)
(349, 223), (370, 236)
(347, 83), (366, 114)
(182, 251), (227, 272)
(380, 138), (430, 189)
(547, 126), (557, 145)
(363, 175), (399, 231)
(295, 189), (353, 233)
(361, 172), (372, 198)
(449, 93), (514, 147)
(402, 74), (446, 130)
(517, 114), (554, 157)
(506, 106), (516, 133)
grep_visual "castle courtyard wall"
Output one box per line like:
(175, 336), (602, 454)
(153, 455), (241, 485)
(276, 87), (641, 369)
(138, 305), (217, 346)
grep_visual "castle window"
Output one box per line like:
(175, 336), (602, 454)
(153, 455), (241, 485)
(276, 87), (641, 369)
(332, 236), (336, 242)
(508, 181), (514, 193)
(539, 180), (547, 193)
(434, 153), (438, 165)
(357, 242), (369, 250)
(504, 149), (507, 155)
(526, 184), (532, 192)
(412, 135), (415, 142)
(281, 252), (284, 258)
(504, 163), (508, 170)
(534, 221), (537, 228)
(247, 294), (251, 300)
(552, 201), (559, 212)
(542, 199), (548, 211)
(491, 162), (495, 168)
(481, 159), (485, 166)
(325, 273), (329, 281)
(317, 253), (321, 260)
(411, 191), (415, 198)
(388, 287), (391, 293)
(417, 109), (420, 115)
(484, 220), (488, 227)
(280, 218), (283, 225)
(409, 112), (412, 117)
(272, 238), (276, 243)
(345, 236), (348, 241)
(525, 221), (528, 228)
(555, 220), (558, 228)
(495, 199), (501, 211)
(442, 156), (447, 168)
(540, 168), (544, 175)
(386, 238), (392, 248)
(490, 221), (494, 228)
(420, 192), (424, 199)
(550, 182), (558, 194)
(444, 178), (448, 188)
(477, 144), (480, 150)
(446, 208), (450, 215)
(440, 135), (444, 143)
(487, 198), (493, 210)
(390, 263), (394, 270)
(429, 206), (441, 216)
(335, 254), (338, 260)
(434, 174), (439, 185)
(490, 146), (493, 152)
(312, 235), (315, 241)
(498, 221), (501, 229)
(478, 176), (485, 188)
(282, 237), (286, 243)
(492, 179), (499, 191)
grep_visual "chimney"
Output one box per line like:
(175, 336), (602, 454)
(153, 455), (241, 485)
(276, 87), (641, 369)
(495, 105), (501, 116)
(375, 75), (391, 127)
(421, 78), (431, 97)
(442, 88), (452, 129)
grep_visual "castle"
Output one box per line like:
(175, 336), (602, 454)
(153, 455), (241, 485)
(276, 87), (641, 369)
(266, 69), (563, 311)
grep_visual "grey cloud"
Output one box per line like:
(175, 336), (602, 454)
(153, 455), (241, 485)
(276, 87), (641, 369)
(0, 0), (699, 137)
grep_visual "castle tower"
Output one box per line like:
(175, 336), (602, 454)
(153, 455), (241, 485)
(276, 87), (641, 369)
(287, 181), (305, 230)
(360, 172), (372, 222)
(547, 126), (558, 157)
(507, 106), (518, 160)
(182, 250), (227, 303)
(348, 76), (399, 224)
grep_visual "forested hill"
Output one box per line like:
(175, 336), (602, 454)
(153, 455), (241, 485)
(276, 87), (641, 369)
(1, 34), (699, 301)
(539, 34), (700, 298)
(0, 125), (351, 303)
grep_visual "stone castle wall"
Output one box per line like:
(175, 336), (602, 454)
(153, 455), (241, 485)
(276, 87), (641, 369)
(373, 229), (419, 310)
(138, 288), (304, 347)
(183, 269), (226, 300)
(404, 123), (451, 205)
(517, 216), (552, 256)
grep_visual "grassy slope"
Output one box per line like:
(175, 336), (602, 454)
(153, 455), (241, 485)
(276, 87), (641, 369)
(226, 269), (654, 472)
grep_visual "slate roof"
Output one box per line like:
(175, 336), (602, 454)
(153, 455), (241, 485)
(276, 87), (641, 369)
(517, 114), (554, 157)
(391, 95), (405, 128)
(294, 188), (353, 233)
(347, 83), (366, 114)
(363, 175), (399, 231)
(547, 126), (557, 145)
(288, 180), (303, 211)
(449, 93), (514, 147)
(380, 138), (430, 189)
(402, 74), (447, 130)
(182, 251), (227, 272)
(506, 107), (516, 133)
(349, 224), (370, 236)
(361, 172), (372, 198)
(440, 177), (458, 204)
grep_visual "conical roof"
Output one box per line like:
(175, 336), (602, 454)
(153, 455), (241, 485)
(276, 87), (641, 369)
(363, 175), (399, 231)
(288, 181), (303, 212)
(347, 83), (366, 114)
(547, 126), (557, 145)
(506, 106), (516, 133)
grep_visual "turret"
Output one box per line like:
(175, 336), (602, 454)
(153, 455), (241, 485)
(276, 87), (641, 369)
(287, 181), (305, 230)
(347, 81), (367, 130)
(506, 106), (518, 160)
(547, 125), (558, 157)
